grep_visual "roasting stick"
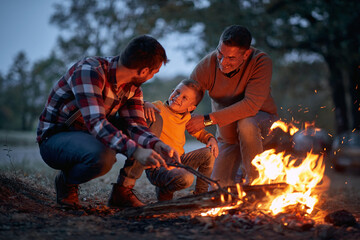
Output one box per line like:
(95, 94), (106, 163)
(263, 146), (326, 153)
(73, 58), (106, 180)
(167, 162), (240, 200)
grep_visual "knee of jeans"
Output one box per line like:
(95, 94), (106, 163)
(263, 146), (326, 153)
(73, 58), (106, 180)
(88, 147), (116, 175)
(237, 117), (259, 136)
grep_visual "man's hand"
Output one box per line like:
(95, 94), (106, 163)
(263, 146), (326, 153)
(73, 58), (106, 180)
(133, 146), (167, 169)
(154, 141), (181, 164)
(144, 102), (160, 122)
(206, 137), (219, 158)
(186, 114), (205, 135)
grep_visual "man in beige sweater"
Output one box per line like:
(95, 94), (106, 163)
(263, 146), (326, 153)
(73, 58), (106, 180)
(186, 25), (278, 186)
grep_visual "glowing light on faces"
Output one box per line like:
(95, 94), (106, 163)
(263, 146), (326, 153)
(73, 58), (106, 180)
(216, 42), (246, 74)
(168, 84), (197, 114)
(131, 63), (162, 87)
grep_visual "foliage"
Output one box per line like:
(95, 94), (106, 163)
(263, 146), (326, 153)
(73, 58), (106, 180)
(0, 52), (65, 131)
(126, 0), (360, 133)
(0, 52), (34, 130)
(1, 0), (358, 134)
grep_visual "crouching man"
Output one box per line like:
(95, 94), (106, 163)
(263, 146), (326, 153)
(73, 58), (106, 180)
(37, 35), (179, 208)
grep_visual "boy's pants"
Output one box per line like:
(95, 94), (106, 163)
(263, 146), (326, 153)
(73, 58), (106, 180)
(145, 112), (215, 194)
(146, 147), (214, 194)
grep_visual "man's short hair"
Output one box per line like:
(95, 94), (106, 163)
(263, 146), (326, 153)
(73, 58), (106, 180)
(179, 79), (204, 106)
(220, 25), (252, 49)
(120, 35), (169, 71)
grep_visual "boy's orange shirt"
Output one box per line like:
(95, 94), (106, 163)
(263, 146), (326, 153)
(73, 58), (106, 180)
(152, 101), (214, 156)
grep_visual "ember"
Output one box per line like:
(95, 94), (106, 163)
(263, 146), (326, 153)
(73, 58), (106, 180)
(200, 184), (246, 217)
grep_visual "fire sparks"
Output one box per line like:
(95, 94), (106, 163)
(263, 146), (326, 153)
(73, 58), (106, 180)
(270, 120), (299, 136)
(201, 120), (327, 218)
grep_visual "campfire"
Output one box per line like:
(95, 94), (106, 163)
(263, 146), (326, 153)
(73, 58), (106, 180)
(201, 120), (328, 218)
(122, 120), (357, 233)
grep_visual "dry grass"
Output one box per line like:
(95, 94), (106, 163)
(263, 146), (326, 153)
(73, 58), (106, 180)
(0, 151), (195, 206)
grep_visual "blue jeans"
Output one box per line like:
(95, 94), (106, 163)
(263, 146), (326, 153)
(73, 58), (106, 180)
(39, 131), (117, 185)
(39, 131), (144, 187)
(210, 111), (278, 188)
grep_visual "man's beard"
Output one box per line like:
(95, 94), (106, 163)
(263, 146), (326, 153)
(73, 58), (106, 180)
(131, 76), (147, 87)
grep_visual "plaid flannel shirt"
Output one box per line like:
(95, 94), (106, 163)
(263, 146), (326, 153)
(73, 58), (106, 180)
(37, 56), (160, 158)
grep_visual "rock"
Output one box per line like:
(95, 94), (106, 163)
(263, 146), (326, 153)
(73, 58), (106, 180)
(293, 128), (332, 154)
(324, 209), (357, 227)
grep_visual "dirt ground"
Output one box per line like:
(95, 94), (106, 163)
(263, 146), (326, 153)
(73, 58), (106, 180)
(0, 152), (360, 240)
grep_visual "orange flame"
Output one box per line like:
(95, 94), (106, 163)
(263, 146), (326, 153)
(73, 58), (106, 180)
(200, 121), (327, 218)
(251, 150), (325, 215)
(200, 184), (246, 217)
(270, 120), (299, 136)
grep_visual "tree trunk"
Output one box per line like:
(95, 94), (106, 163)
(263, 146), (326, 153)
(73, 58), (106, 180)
(348, 64), (360, 130)
(326, 59), (349, 133)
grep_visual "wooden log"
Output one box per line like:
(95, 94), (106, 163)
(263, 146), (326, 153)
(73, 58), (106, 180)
(119, 183), (288, 218)
(119, 190), (224, 218)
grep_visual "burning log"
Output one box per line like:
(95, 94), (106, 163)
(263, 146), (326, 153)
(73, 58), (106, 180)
(119, 189), (227, 218)
(119, 183), (288, 218)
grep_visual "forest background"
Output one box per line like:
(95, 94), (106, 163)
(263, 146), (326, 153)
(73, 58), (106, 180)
(0, 0), (359, 141)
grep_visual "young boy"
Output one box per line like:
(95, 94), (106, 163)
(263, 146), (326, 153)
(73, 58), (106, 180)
(144, 79), (219, 201)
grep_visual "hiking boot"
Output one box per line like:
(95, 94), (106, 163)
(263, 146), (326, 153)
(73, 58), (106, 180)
(108, 183), (145, 208)
(55, 172), (80, 207)
(156, 187), (174, 201)
(193, 189), (208, 195)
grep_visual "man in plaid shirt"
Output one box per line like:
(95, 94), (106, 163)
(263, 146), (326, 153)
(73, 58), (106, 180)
(37, 35), (179, 208)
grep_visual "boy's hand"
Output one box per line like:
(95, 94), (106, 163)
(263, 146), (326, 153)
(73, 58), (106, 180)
(206, 137), (219, 158)
(144, 102), (160, 122)
(132, 146), (167, 169)
(154, 141), (181, 164)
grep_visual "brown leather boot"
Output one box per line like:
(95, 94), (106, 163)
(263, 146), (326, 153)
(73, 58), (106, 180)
(156, 187), (174, 201)
(108, 183), (145, 208)
(55, 172), (80, 207)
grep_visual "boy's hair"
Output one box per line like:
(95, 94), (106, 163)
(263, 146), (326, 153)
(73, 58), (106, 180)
(179, 79), (204, 106)
(220, 25), (252, 49)
(120, 35), (169, 72)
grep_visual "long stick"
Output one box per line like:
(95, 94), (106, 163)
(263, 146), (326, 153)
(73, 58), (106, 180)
(167, 162), (240, 200)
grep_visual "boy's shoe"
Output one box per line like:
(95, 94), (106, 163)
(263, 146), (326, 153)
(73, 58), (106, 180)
(156, 187), (174, 201)
(108, 183), (145, 208)
(55, 172), (80, 207)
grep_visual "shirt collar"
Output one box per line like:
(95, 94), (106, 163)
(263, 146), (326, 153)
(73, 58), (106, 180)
(108, 56), (121, 91)
(225, 67), (241, 78)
